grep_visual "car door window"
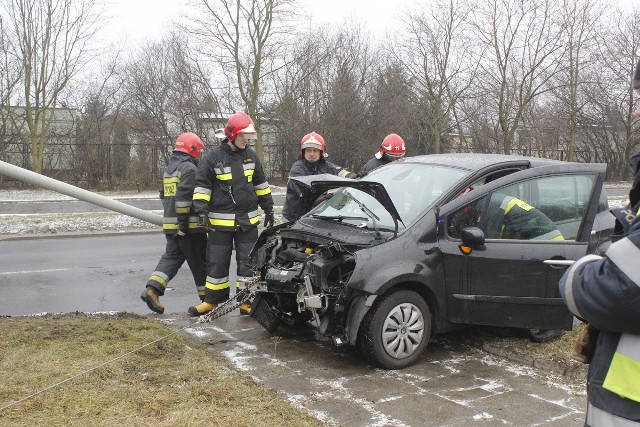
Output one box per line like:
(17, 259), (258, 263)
(448, 196), (487, 239)
(448, 174), (596, 241)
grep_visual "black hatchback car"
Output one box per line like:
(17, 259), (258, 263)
(248, 154), (614, 369)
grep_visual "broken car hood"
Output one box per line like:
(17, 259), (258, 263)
(291, 174), (403, 225)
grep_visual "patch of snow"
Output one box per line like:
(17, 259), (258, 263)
(473, 412), (494, 420)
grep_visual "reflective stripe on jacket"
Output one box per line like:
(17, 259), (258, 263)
(559, 219), (640, 424)
(603, 333), (640, 403)
(483, 195), (564, 240)
(161, 154), (202, 234)
(193, 142), (273, 231)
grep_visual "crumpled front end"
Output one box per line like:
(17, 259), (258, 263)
(250, 228), (365, 343)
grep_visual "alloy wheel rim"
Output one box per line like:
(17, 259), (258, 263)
(381, 302), (424, 359)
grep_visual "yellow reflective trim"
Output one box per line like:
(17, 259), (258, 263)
(255, 187), (271, 196)
(603, 352), (640, 402)
(163, 224), (179, 230)
(505, 198), (533, 213)
(163, 183), (176, 197)
(551, 234), (565, 241)
(249, 216), (260, 224)
(205, 281), (230, 291)
(149, 275), (167, 286)
(175, 207), (190, 214)
(210, 218), (236, 227)
(216, 173), (232, 181)
(193, 193), (210, 202)
(164, 177), (180, 184)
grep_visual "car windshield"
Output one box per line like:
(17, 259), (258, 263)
(308, 163), (469, 230)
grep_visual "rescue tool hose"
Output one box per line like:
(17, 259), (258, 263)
(0, 160), (163, 226)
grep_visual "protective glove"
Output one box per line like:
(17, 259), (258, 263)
(197, 214), (208, 229)
(264, 210), (275, 228)
(174, 224), (188, 238)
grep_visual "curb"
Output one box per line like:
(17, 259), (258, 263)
(480, 342), (588, 383)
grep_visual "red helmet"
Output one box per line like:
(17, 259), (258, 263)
(224, 112), (256, 142)
(300, 132), (326, 156)
(174, 132), (204, 157)
(379, 133), (405, 159)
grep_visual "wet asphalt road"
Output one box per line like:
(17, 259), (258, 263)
(0, 232), (588, 426)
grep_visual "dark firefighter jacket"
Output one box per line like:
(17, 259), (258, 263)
(192, 142), (273, 231)
(360, 155), (390, 176)
(282, 157), (356, 222)
(559, 216), (640, 426)
(161, 152), (204, 234)
(483, 195), (563, 240)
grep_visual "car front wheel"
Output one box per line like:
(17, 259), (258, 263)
(358, 289), (431, 369)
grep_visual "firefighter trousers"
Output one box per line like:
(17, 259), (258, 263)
(147, 233), (207, 300)
(203, 227), (258, 304)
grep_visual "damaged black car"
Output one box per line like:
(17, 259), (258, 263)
(248, 153), (614, 369)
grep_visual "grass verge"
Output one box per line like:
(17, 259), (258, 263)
(0, 313), (323, 427)
(471, 323), (589, 384)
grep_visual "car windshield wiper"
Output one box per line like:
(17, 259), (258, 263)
(310, 214), (369, 222)
(344, 193), (384, 240)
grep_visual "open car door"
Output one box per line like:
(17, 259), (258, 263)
(437, 162), (607, 330)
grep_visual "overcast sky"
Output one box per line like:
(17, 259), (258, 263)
(105, 0), (415, 46)
(105, 0), (639, 48)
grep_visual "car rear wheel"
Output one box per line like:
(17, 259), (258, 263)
(358, 289), (431, 369)
(528, 329), (565, 343)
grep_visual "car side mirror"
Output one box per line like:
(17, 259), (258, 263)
(460, 227), (485, 254)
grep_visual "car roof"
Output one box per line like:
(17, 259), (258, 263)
(396, 153), (563, 171)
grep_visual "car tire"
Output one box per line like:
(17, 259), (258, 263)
(528, 329), (565, 343)
(358, 289), (431, 369)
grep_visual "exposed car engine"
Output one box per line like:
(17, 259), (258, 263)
(250, 229), (359, 341)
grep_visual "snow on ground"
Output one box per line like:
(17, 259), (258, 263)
(0, 187), (286, 236)
(0, 185), (629, 236)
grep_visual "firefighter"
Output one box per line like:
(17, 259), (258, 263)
(282, 132), (357, 222)
(483, 194), (564, 240)
(141, 132), (207, 314)
(188, 112), (274, 316)
(557, 59), (640, 427)
(359, 133), (406, 176)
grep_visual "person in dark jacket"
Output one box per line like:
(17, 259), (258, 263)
(360, 133), (406, 176)
(282, 132), (357, 222)
(557, 59), (640, 427)
(188, 112), (274, 316)
(483, 194), (564, 241)
(141, 132), (207, 314)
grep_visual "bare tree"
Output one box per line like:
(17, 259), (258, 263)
(553, 0), (606, 161)
(365, 61), (418, 157)
(123, 32), (220, 180)
(470, 0), (563, 154)
(0, 14), (21, 165)
(1, 0), (102, 173)
(317, 25), (373, 171)
(399, 0), (473, 154)
(189, 0), (294, 164)
(267, 30), (337, 178)
(582, 5), (640, 178)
